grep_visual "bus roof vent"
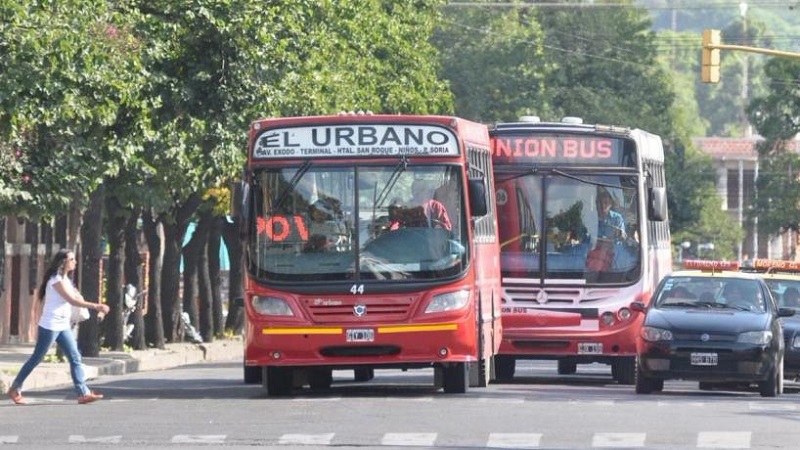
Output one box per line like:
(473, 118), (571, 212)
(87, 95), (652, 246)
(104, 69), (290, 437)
(561, 116), (584, 124)
(518, 115), (541, 123)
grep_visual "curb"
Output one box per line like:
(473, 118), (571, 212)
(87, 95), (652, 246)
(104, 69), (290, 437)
(0, 339), (242, 393)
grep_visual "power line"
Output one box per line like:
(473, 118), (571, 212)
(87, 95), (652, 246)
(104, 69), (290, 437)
(443, 1), (796, 10)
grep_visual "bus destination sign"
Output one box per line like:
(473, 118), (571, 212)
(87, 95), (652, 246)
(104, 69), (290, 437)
(253, 124), (460, 159)
(492, 135), (628, 166)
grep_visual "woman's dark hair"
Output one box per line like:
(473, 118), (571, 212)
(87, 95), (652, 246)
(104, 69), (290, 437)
(38, 248), (73, 301)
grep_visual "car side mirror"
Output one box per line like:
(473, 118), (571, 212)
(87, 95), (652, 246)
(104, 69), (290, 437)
(778, 307), (796, 318)
(468, 177), (488, 217)
(648, 186), (667, 222)
(630, 301), (647, 313)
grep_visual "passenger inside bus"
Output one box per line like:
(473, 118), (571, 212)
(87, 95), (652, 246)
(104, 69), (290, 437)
(596, 189), (626, 241)
(304, 198), (349, 252)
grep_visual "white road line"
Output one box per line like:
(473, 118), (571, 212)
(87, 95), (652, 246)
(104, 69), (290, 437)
(381, 432), (437, 446)
(697, 431), (751, 449)
(278, 433), (335, 445)
(171, 435), (226, 444)
(384, 397), (435, 402)
(657, 401), (705, 407)
(68, 435), (122, 444)
(292, 397), (342, 402)
(749, 402), (796, 411)
(486, 432), (542, 448)
(0, 436), (19, 444)
(478, 397), (525, 404)
(592, 432), (646, 448)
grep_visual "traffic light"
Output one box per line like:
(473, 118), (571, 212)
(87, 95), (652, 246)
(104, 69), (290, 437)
(701, 29), (721, 83)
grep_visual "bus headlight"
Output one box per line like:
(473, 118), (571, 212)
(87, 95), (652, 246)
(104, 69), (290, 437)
(601, 312), (615, 326)
(425, 290), (470, 313)
(737, 331), (772, 345)
(251, 296), (294, 316)
(641, 326), (673, 342)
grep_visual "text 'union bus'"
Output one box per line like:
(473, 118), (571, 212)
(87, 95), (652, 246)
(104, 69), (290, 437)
(234, 113), (502, 396)
(490, 116), (672, 385)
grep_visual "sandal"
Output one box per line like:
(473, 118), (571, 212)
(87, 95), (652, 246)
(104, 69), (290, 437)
(7, 388), (27, 405)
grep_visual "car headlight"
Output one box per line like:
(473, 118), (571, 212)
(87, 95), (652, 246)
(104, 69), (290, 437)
(251, 296), (294, 316)
(641, 326), (673, 342)
(737, 330), (772, 345)
(425, 290), (470, 313)
(792, 336), (800, 349)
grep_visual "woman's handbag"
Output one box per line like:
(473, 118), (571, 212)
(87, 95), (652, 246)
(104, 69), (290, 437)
(71, 305), (90, 324)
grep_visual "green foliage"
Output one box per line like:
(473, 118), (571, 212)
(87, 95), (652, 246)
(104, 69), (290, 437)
(434, 2), (549, 122)
(0, 0), (146, 218)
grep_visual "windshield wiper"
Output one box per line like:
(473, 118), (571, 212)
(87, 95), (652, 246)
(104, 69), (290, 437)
(660, 301), (702, 308)
(375, 155), (408, 207)
(270, 160), (312, 214)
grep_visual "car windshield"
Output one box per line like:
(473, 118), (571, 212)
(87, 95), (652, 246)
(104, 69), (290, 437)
(496, 172), (641, 283)
(246, 164), (468, 282)
(655, 276), (766, 313)
(763, 279), (800, 310)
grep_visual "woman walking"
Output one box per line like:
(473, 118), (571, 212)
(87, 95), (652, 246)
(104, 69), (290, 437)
(6, 248), (110, 405)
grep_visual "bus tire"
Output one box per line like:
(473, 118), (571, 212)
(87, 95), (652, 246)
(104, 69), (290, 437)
(354, 368), (374, 382)
(442, 362), (468, 394)
(309, 368), (333, 390)
(494, 355), (515, 382)
(244, 363), (262, 384)
(263, 367), (293, 397)
(557, 359), (577, 375)
(613, 356), (636, 385)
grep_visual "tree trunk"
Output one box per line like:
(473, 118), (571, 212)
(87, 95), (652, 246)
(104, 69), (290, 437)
(161, 192), (202, 343)
(104, 195), (127, 351)
(77, 185), (104, 357)
(181, 225), (200, 334)
(209, 215), (224, 336)
(142, 210), (165, 349)
(222, 215), (244, 334)
(125, 210), (147, 350)
(195, 207), (214, 342)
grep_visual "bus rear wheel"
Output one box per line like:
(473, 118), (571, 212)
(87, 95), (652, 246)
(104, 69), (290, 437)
(309, 369), (333, 390)
(558, 359), (577, 375)
(613, 356), (636, 385)
(244, 363), (262, 384)
(354, 368), (375, 382)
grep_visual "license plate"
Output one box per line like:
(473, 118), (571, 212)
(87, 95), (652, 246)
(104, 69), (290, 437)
(346, 328), (375, 343)
(578, 343), (603, 354)
(690, 352), (718, 366)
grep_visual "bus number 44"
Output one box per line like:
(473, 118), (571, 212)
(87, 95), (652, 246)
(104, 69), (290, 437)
(350, 284), (365, 295)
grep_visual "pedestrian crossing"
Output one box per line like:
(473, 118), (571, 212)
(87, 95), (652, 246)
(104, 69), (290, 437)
(0, 431), (761, 448)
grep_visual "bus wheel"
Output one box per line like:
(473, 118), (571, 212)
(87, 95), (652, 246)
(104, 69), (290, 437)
(354, 368), (374, 382)
(263, 367), (293, 396)
(244, 363), (262, 384)
(469, 356), (491, 388)
(557, 359), (577, 375)
(494, 355), (515, 382)
(613, 357), (636, 385)
(309, 369), (333, 390)
(442, 362), (468, 394)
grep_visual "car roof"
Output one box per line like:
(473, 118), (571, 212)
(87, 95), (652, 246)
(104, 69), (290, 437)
(668, 270), (761, 280)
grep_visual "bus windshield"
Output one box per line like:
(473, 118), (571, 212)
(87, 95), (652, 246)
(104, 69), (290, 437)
(248, 164), (468, 282)
(497, 172), (641, 283)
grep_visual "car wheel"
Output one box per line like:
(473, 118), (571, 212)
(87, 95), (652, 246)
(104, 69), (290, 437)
(759, 363), (780, 398)
(634, 359), (658, 394)
(699, 382), (715, 391)
(778, 355), (785, 395)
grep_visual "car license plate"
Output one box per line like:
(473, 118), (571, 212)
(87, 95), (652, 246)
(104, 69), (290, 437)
(578, 343), (603, 354)
(346, 328), (375, 343)
(690, 352), (718, 366)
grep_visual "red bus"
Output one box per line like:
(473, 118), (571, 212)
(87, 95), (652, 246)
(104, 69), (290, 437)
(489, 117), (671, 384)
(235, 113), (502, 395)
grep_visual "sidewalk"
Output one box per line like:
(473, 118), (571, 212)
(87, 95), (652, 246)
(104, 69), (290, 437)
(0, 338), (243, 393)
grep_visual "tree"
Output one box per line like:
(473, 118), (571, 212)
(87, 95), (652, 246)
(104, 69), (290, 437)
(748, 58), (800, 246)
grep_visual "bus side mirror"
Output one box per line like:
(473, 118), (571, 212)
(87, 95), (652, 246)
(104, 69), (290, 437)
(235, 182), (251, 240)
(468, 178), (488, 217)
(648, 186), (667, 222)
(232, 297), (245, 308)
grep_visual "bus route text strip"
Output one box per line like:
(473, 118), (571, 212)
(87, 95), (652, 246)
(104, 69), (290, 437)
(253, 124), (460, 159)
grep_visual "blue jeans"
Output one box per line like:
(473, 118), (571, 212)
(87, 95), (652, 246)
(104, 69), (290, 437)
(10, 326), (90, 396)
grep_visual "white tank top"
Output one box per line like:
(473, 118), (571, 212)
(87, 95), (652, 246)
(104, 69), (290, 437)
(38, 274), (72, 331)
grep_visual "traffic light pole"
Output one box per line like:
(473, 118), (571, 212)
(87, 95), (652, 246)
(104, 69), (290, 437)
(701, 28), (800, 84)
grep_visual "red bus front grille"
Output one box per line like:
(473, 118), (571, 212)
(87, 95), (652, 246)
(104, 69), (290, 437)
(303, 297), (415, 323)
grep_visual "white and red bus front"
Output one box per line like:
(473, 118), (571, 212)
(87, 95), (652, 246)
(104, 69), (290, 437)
(489, 119), (670, 383)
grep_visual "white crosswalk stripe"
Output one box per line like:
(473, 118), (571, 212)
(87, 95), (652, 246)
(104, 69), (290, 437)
(697, 431), (751, 449)
(0, 436), (19, 444)
(486, 432), (542, 448)
(278, 433), (335, 445)
(68, 435), (122, 444)
(592, 432), (646, 448)
(381, 432), (438, 446)
(171, 435), (226, 444)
